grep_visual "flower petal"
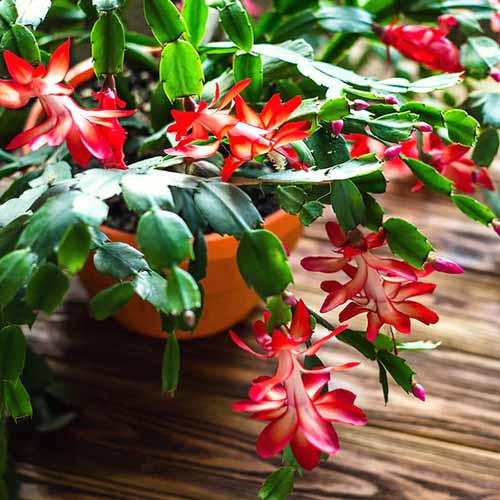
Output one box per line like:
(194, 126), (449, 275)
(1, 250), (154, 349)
(3, 50), (34, 84)
(291, 428), (321, 471)
(0, 80), (33, 108)
(301, 256), (347, 273)
(229, 330), (271, 360)
(289, 299), (311, 341)
(46, 39), (71, 84)
(249, 351), (294, 401)
(256, 409), (298, 458)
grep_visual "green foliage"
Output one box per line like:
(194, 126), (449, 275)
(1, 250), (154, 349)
(299, 201), (323, 226)
(444, 109), (478, 146)
(89, 281), (135, 320)
(0, 326), (26, 382)
(160, 40), (204, 100)
(0, 249), (36, 308)
(367, 111), (418, 143)
(91, 11), (125, 76)
(194, 182), (262, 237)
(258, 466), (295, 500)
(266, 295), (292, 331)
(3, 378), (32, 419)
(383, 218), (433, 269)
(137, 209), (193, 269)
(277, 186), (306, 215)
(260, 154), (382, 184)
(460, 36), (500, 79)
(132, 270), (168, 312)
(234, 53), (263, 102)
(166, 266), (201, 315)
(451, 194), (495, 225)
(188, 231), (207, 281)
(306, 125), (350, 168)
(183, 0), (208, 47)
(472, 128), (499, 167)
(215, 0), (254, 52)
(162, 333), (180, 394)
(144, 0), (186, 44)
(25, 263), (70, 314)
(94, 242), (148, 280)
(0, 23), (40, 64)
(18, 191), (108, 259)
(377, 350), (415, 394)
(57, 223), (92, 274)
(237, 229), (293, 299)
(318, 97), (349, 121)
(331, 179), (366, 231)
(402, 157), (454, 196)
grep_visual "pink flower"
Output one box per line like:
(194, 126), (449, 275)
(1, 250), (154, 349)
(231, 301), (366, 470)
(301, 223), (439, 341)
(380, 21), (463, 73)
(0, 40), (134, 168)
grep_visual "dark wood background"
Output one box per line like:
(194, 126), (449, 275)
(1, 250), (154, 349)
(11, 179), (500, 499)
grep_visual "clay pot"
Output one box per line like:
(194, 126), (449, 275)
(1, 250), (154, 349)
(79, 211), (302, 339)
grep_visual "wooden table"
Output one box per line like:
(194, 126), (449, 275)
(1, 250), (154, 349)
(12, 180), (500, 499)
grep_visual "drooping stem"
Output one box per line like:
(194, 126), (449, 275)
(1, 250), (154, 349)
(306, 306), (376, 361)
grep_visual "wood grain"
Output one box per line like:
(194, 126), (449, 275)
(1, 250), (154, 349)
(10, 177), (500, 500)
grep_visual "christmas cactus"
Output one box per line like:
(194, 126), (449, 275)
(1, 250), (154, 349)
(0, 0), (499, 498)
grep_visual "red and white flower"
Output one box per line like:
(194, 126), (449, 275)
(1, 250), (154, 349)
(0, 40), (134, 169)
(231, 301), (366, 470)
(301, 223), (439, 341)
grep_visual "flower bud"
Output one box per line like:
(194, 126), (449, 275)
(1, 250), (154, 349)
(352, 99), (369, 111)
(438, 14), (458, 31)
(428, 255), (464, 274)
(385, 95), (398, 105)
(183, 310), (196, 328)
(490, 68), (500, 83)
(416, 122), (433, 133)
(383, 144), (402, 161)
(331, 120), (344, 136)
(283, 291), (298, 307)
(412, 382), (426, 402)
(492, 219), (500, 237)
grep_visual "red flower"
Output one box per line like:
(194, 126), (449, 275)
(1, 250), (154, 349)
(221, 94), (310, 180)
(346, 133), (494, 194)
(231, 301), (366, 470)
(415, 134), (494, 193)
(93, 88), (130, 169)
(301, 223), (439, 341)
(166, 79), (250, 158)
(0, 40), (134, 168)
(167, 85), (311, 181)
(380, 21), (463, 73)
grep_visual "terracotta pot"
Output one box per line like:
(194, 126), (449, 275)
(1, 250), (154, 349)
(79, 212), (302, 339)
(24, 57), (304, 339)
